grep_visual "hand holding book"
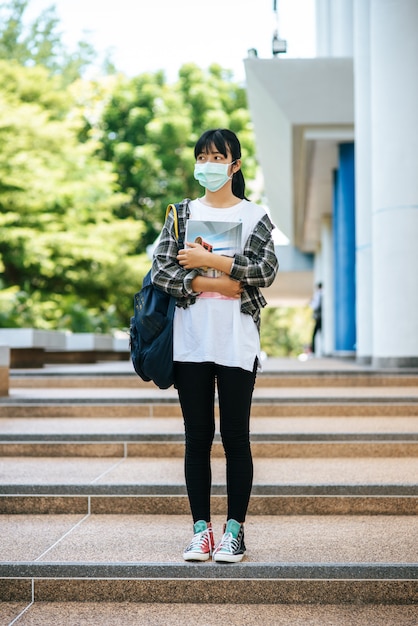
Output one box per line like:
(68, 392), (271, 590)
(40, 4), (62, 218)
(178, 219), (243, 300)
(177, 242), (233, 275)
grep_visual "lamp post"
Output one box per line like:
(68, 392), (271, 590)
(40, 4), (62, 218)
(272, 0), (287, 56)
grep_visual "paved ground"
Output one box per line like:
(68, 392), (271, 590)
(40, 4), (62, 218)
(2, 356), (417, 625)
(13, 354), (418, 377)
(2, 601), (418, 626)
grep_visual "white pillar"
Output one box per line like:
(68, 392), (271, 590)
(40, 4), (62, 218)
(330, 0), (354, 56)
(315, 0), (332, 56)
(312, 249), (323, 355)
(371, 0), (418, 367)
(354, 0), (372, 364)
(316, 0), (354, 57)
(321, 215), (334, 356)
(313, 248), (323, 285)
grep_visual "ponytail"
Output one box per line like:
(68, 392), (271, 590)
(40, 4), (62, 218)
(232, 169), (247, 200)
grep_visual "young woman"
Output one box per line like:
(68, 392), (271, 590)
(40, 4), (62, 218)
(151, 128), (278, 562)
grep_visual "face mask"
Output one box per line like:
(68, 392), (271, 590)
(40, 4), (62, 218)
(194, 161), (235, 192)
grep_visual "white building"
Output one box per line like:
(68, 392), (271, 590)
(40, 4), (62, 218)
(245, 0), (418, 367)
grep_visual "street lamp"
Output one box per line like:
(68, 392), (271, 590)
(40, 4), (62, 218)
(272, 30), (287, 55)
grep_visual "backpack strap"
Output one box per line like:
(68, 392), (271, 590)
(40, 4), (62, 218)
(165, 203), (179, 241)
(166, 199), (190, 249)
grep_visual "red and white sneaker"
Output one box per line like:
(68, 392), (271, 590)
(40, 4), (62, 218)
(183, 520), (214, 561)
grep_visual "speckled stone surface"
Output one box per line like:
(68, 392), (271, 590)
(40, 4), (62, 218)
(2, 514), (417, 565)
(0, 579), (32, 601)
(0, 404), (157, 418)
(1, 402), (416, 418)
(3, 602), (418, 626)
(0, 601), (29, 624)
(2, 494), (418, 516)
(0, 416), (186, 437)
(0, 456), (125, 486)
(12, 579), (418, 604)
(10, 369), (418, 388)
(2, 359), (417, 612)
(2, 455), (417, 492)
(5, 385), (418, 401)
(0, 442), (126, 457)
(1, 440), (418, 459)
(1, 415), (418, 437)
(0, 514), (84, 561)
(0, 496), (89, 515)
(0, 367), (8, 397)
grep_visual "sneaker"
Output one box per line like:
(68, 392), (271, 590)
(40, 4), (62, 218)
(213, 519), (246, 563)
(183, 520), (214, 561)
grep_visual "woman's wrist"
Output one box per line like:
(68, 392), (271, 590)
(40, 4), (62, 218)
(205, 253), (233, 275)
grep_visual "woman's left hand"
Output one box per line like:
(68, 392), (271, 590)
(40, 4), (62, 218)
(177, 243), (212, 269)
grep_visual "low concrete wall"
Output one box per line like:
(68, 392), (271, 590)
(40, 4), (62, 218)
(0, 329), (66, 349)
(0, 329), (66, 368)
(0, 345), (10, 396)
(45, 332), (124, 364)
(0, 329), (130, 367)
(64, 333), (113, 351)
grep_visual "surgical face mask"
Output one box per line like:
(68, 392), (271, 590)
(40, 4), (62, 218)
(194, 161), (235, 192)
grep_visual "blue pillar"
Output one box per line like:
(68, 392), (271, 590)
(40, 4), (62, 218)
(333, 143), (356, 353)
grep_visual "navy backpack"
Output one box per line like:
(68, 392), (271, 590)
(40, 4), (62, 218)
(130, 203), (181, 389)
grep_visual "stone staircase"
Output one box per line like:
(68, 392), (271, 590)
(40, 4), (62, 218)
(1, 359), (417, 625)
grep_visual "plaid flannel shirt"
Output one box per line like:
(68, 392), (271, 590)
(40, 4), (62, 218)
(151, 198), (279, 331)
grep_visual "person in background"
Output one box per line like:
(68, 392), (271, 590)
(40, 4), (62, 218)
(310, 282), (323, 355)
(152, 128), (278, 563)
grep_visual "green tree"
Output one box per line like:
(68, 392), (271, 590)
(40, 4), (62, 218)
(1, 3), (303, 347)
(260, 306), (313, 357)
(0, 61), (145, 331)
(97, 63), (256, 249)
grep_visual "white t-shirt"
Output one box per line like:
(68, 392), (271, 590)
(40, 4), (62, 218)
(173, 198), (266, 372)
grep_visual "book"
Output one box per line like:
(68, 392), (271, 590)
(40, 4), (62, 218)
(185, 219), (242, 298)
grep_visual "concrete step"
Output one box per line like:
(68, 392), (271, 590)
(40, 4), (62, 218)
(10, 370), (418, 388)
(1, 455), (417, 515)
(2, 360), (417, 612)
(9, 357), (418, 389)
(2, 455), (417, 492)
(1, 514), (417, 605)
(1, 440), (417, 458)
(2, 384), (417, 418)
(2, 415), (418, 438)
(2, 493), (417, 516)
(5, 386), (418, 402)
(3, 601), (418, 626)
(2, 402), (416, 417)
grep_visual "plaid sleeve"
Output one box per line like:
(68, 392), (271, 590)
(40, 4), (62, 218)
(151, 209), (200, 298)
(230, 213), (279, 287)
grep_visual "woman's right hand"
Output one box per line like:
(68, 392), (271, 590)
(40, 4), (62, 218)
(213, 275), (243, 299)
(191, 274), (243, 298)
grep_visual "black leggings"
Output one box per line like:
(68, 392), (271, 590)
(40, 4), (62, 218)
(174, 361), (257, 524)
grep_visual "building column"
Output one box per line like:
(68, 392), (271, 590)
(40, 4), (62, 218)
(316, 0), (354, 57)
(333, 143), (356, 355)
(354, 0), (372, 364)
(371, 0), (418, 367)
(321, 215), (334, 356)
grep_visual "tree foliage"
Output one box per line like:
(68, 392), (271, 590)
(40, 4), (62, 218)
(0, 2), (310, 358)
(260, 306), (313, 357)
(97, 62), (256, 249)
(0, 60), (144, 331)
(0, 1), (258, 333)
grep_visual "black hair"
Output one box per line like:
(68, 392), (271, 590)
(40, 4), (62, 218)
(194, 128), (248, 199)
